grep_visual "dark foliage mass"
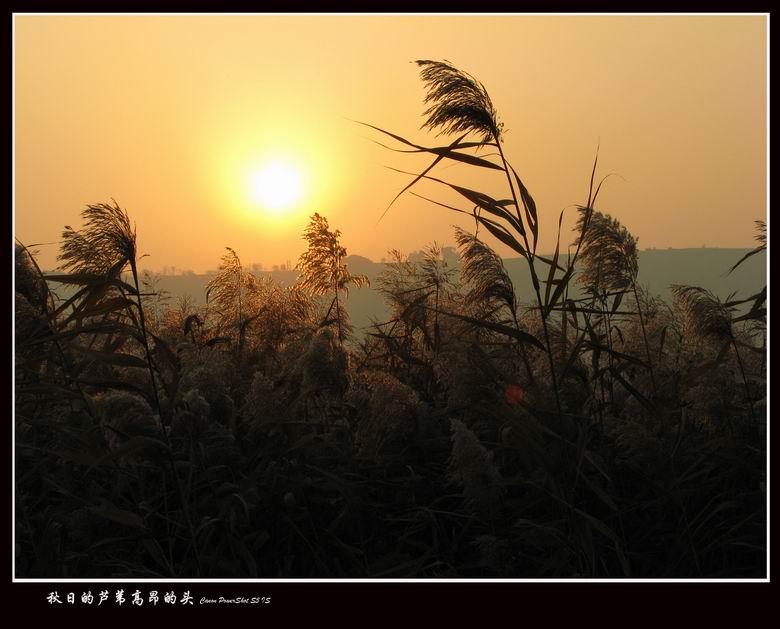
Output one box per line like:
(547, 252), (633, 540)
(14, 62), (766, 579)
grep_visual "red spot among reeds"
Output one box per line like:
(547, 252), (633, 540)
(504, 384), (524, 406)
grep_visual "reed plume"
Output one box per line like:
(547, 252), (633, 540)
(671, 285), (733, 341)
(420, 242), (455, 352)
(575, 208), (657, 395)
(416, 59), (503, 142)
(296, 213), (368, 342)
(672, 285), (755, 423)
(574, 208), (638, 294)
(728, 219), (767, 274)
(448, 418), (503, 520)
(206, 247), (259, 331)
(756, 219), (767, 248)
(58, 200), (136, 276)
(455, 227), (516, 315)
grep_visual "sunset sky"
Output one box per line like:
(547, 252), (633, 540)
(14, 14), (767, 273)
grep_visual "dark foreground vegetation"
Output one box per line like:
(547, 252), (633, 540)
(15, 61), (766, 578)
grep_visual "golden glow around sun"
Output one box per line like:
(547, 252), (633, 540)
(250, 162), (302, 211)
(203, 116), (346, 234)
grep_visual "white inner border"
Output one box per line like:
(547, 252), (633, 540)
(11, 11), (770, 585)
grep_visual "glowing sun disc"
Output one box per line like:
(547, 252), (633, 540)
(250, 162), (302, 210)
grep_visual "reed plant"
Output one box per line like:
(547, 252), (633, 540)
(14, 63), (766, 578)
(296, 213), (369, 343)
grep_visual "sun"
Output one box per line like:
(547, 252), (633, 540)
(250, 161), (302, 212)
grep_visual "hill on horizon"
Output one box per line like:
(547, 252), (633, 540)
(124, 247), (766, 337)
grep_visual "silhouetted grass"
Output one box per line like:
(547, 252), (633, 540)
(14, 62), (766, 579)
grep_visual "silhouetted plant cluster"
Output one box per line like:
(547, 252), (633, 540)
(14, 62), (766, 578)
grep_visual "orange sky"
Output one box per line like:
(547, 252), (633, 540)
(14, 14), (767, 273)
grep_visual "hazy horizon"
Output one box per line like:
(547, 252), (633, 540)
(29, 244), (762, 276)
(102, 245), (766, 277)
(14, 14), (767, 273)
